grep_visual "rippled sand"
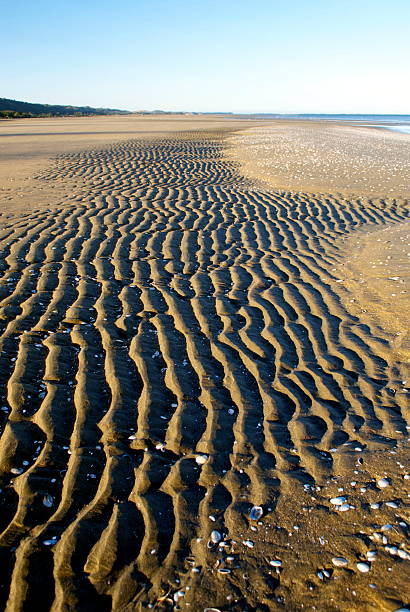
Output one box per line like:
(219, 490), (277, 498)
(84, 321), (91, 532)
(0, 118), (409, 611)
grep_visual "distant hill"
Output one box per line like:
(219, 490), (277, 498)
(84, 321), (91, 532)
(0, 97), (131, 118)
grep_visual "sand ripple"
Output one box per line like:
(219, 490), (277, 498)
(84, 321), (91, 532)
(0, 134), (408, 609)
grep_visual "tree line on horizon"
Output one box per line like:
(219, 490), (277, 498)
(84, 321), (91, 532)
(0, 97), (131, 118)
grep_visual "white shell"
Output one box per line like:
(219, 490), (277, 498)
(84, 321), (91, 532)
(337, 504), (351, 512)
(330, 496), (347, 506)
(210, 530), (222, 543)
(269, 559), (282, 567)
(332, 557), (348, 567)
(357, 562), (370, 573)
(173, 590), (185, 602)
(398, 549), (410, 560)
(377, 478), (390, 488)
(195, 454), (208, 465)
(249, 506), (263, 521)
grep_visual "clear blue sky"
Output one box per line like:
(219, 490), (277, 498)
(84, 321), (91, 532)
(1, 0), (409, 113)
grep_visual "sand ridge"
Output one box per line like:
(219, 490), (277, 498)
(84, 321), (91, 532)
(0, 131), (409, 610)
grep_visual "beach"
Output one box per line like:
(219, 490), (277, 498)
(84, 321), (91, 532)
(0, 115), (409, 611)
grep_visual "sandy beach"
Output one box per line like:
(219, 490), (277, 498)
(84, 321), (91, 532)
(0, 116), (409, 611)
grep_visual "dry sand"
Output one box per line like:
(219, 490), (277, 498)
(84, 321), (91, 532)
(0, 116), (409, 611)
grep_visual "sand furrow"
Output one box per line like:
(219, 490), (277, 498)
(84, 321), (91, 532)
(0, 132), (408, 609)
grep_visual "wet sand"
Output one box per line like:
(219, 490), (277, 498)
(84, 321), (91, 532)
(227, 122), (410, 198)
(0, 117), (409, 611)
(0, 115), (259, 216)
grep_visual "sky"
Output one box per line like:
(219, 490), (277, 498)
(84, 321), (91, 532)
(1, 0), (410, 113)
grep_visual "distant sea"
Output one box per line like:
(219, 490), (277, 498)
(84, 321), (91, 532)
(251, 114), (410, 134)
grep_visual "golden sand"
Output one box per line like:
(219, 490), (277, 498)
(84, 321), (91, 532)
(0, 117), (409, 611)
(227, 122), (410, 198)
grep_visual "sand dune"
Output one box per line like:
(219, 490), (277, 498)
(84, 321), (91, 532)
(0, 129), (409, 610)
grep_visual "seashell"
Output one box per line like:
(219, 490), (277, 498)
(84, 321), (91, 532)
(195, 454), (208, 465)
(370, 502), (380, 509)
(217, 568), (231, 574)
(377, 478), (390, 488)
(269, 559), (282, 567)
(337, 504), (351, 512)
(243, 540), (254, 548)
(397, 549), (410, 560)
(204, 608), (222, 612)
(366, 550), (377, 560)
(173, 590), (185, 602)
(330, 496), (347, 506)
(332, 557), (348, 567)
(386, 501), (399, 508)
(210, 530), (222, 544)
(10, 467), (23, 475)
(249, 505), (263, 521)
(43, 494), (54, 507)
(356, 562), (370, 573)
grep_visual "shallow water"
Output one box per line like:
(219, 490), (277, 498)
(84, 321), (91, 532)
(360, 124), (410, 134)
(383, 125), (410, 134)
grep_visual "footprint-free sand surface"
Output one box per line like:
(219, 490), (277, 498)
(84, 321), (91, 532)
(0, 116), (409, 611)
